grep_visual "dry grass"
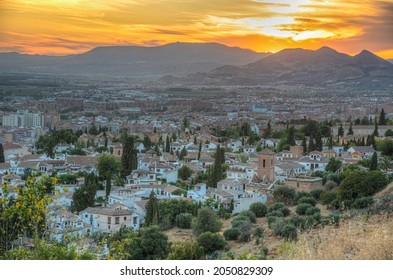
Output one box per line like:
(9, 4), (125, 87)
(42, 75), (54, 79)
(280, 214), (393, 260)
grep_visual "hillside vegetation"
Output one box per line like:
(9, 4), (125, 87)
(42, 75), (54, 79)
(277, 183), (393, 260)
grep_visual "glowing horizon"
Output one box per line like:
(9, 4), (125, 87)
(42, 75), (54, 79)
(1, 0), (392, 59)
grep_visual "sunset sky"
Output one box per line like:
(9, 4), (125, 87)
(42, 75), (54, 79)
(1, 0), (392, 58)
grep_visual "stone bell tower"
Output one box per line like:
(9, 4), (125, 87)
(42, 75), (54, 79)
(257, 148), (275, 183)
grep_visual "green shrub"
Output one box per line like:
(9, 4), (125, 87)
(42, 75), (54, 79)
(249, 202), (267, 217)
(303, 215), (320, 230)
(295, 191), (313, 203)
(281, 223), (298, 241)
(273, 186), (296, 205)
(266, 210), (284, 218)
(298, 197), (317, 207)
(267, 203), (290, 217)
(223, 228), (241, 241)
(305, 206), (320, 216)
(282, 207), (291, 217)
(254, 227), (265, 239)
(267, 203), (286, 213)
(310, 189), (325, 200)
(267, 216), (279, 228)
(176, 213), (193, 229)
(271, 218), (286, 236)
(321, 213), (340, 226)
(330, 199), (340, 210)
(238, 220), (252, 242)
(296, 203), (313, 215)
(288, 214), (304, 229)
(352, 196), (374, 209)
(320, 191), (338, 205)
(238, 210), (257, 223)
(197, 232), (227, 254)
(192, 208), (222, 236)
(231, 215), (250, 228)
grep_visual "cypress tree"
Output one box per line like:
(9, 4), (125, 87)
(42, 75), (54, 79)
(315, 132), (323, 151)
(207, 145), (225, 188)
(165, 136), (170, 153)
(145, 191), (160, 226)
(338, 124), (344, 137)
(0, 143), (4, 163)
(179, 147), (187, 160)
(370, 152), (378, 170)
(286, 126), (296, 146)
(328, 135), (333, 149)
(143, 135), (152, 150)
(121, 136), (135, 177)
(379, 109), (386, 125)
(308, 136), (316, 152)
(347, 122), (354, 135)
(302, 137), (307, 155)
(373, 119), (379, 136)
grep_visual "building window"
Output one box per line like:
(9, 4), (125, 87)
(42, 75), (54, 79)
(263, 159), (266, 168)
(115, 217), (119, 224)
(108, 217), (111, 224)
(108, 225), (111, 230)
(124, 217), (127, 221)
(133, 217), (138, 225)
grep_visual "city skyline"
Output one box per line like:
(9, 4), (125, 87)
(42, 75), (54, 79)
(1, 0), (392, 58)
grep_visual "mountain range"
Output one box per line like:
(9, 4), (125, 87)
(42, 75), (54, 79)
(1, 43), (392, 89)
(160, 47), (393, 89)
(0, 43), (269, 79)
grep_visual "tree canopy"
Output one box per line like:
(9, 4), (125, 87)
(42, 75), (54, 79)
(192, 208), (222, 236)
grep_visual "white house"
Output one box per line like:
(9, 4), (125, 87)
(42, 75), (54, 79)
(243, 146), (257, 154)
(79, 203), (140, 233)
(232, 193), (268, 214)
(187, 183), (206, 202)
(347, 146), (376, 159)
(51, 192), (74, 209)
(226, 166), (249, 181)
(46, 209), (91, 241)
(298, 156), (328, 171)
(227, 140), (242, 152)
(275, 161), (304, 183)
(127, 169), (157, 185)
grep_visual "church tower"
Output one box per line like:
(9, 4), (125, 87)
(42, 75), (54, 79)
(257, 148), (275, 182)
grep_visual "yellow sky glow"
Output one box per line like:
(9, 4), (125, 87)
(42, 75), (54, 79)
(0, 0), (392, 58)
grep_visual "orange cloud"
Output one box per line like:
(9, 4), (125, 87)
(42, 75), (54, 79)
(0, 0), (392, 58)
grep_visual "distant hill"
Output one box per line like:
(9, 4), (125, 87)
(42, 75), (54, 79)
(0, 43), (269, 79)
(161, 47), (393, 89)
(389, 59), (393, 64)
